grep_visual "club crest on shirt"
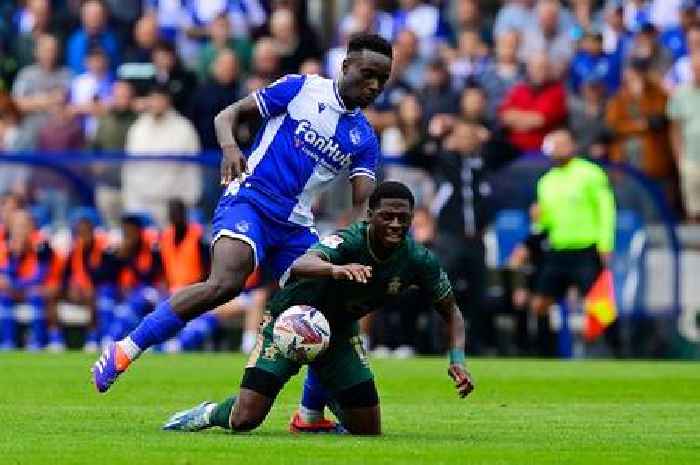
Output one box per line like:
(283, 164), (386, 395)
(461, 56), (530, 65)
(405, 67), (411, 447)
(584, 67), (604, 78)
(387, 276), (402, 295)
(318, 102), (326, 113)
(262, 345), (280, 361)
(235, 220), (250, 233)
(320, 234), (343, 249)
(349, 127), (361, 145)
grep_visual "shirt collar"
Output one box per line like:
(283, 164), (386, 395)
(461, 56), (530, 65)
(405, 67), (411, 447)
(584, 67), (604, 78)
(333, 81), (360, 115)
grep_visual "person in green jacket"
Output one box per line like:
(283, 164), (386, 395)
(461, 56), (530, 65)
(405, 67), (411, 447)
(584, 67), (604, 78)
(531, 128), (616, 315)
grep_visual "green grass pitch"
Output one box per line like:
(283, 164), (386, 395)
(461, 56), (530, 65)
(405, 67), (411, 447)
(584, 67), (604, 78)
(1, 353), (699, 465)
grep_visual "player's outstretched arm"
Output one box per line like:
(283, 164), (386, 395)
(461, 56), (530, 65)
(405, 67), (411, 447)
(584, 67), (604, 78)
(290, 252), (372, 283)
(213, 95), (262, 185)
(435, 294), (475, 399)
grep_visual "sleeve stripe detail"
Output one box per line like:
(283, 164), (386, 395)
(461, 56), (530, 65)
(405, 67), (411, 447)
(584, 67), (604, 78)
(351, 167), (375, 174)
(348, 171), (376, 180)
(433, 287), (453, 303)
(253, 90), (269, 118)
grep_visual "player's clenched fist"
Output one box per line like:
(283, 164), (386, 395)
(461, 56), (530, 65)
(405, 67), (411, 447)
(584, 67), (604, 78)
(220, 145), (248, 185)
(331, 264), (372, 283)
(448, 364), (475, 398)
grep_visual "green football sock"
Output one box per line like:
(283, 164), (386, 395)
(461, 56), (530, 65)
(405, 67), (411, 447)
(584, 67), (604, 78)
(210, 395), (237, 429)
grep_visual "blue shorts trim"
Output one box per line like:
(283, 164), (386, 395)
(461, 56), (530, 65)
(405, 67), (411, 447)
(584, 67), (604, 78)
(211, 195), (319, 280)
(211, 229), (260, 269)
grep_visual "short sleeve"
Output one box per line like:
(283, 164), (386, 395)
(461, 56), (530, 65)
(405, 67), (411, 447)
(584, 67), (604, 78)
(309, 227), (361, 264)
(253, 74), (306, 119)
(349, 135), (379, 181)
(417, 248), (452, 302)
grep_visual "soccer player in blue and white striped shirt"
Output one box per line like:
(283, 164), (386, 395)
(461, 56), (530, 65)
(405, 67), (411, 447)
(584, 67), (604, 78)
(92, 33), (393, 397)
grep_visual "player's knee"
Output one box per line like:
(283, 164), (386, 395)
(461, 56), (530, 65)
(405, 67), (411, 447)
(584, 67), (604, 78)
(229, 407), (264, 432)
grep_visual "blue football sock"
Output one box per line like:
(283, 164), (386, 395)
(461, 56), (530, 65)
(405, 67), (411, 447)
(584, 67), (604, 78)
(179, 313), (218, 351)
(300, 367), (328, 414)
(127, 300), (185, 352)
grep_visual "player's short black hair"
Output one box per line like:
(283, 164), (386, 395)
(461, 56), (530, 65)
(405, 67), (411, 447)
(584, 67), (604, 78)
(347, 33), (393, 60)
(369, 181), (415, 210)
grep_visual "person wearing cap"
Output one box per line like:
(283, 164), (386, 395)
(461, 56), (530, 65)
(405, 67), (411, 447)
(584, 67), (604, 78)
(530, 128), (616, 317)
(122, 83), (202, 226)
(60, 208), (109, 351)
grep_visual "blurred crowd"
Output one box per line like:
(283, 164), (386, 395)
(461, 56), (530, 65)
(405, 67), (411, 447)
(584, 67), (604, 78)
(1, 0), (699, 355)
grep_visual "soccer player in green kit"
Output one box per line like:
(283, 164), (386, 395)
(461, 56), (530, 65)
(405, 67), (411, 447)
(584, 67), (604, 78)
(163, 181), (475, 435)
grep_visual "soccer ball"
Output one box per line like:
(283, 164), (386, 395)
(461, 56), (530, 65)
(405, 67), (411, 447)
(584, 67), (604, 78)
(272, 305), (331, 363)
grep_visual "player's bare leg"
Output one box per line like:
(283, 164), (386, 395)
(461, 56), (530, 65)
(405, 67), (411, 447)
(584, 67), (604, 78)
(163, 387), (274, 432)
(333, 405), (381, 436)
(227, 389), (274, 431)
(92, 238), (254, 392)
(168, 239), (254, 319)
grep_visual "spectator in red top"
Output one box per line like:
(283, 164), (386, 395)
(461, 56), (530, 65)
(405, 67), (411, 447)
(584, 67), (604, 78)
(499, 52), (567, 154)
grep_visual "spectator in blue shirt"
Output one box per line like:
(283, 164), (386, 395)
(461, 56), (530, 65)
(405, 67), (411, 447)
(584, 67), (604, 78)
(665, 23), (700, 91)
(66, 0), (120, 74)
(602, 1), (634, 60)
(659, 0), (698, 61)
(393, 0), (452, 59)
(569, 31), (621, 95)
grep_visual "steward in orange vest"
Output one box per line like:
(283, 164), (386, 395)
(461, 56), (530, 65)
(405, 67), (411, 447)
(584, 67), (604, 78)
(0, 209), (62, 350)
(93, 214), (162, 341)
(61, 208), (109, 350)
(160, 199), (209, 293)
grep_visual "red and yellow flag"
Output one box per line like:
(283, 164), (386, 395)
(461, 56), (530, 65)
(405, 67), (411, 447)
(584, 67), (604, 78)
(583, 269), (617, 342)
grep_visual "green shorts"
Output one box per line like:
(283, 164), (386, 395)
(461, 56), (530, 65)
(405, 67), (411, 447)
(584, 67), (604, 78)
(246, 313), (373, 394)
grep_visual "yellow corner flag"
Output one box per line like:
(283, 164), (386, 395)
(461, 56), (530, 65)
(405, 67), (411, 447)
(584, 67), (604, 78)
(584, 269), (618, 342)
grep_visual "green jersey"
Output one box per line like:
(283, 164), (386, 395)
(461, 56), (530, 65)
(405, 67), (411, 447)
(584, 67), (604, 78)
(267, 221), (452, 331)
